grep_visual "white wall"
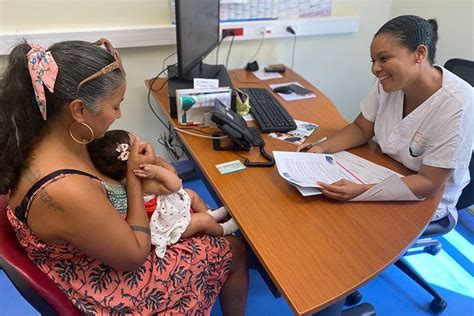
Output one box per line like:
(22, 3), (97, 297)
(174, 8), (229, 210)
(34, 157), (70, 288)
(390, 0), (474, 65)
(1, 0), (472, 160)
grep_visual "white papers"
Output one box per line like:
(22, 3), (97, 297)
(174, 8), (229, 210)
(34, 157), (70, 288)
(274, 150), (419, 201)
(251, 69), (283, 80)
(193, 78), (219, 89)
(269, 82), (316, 101)
(291, 183), (322, 196)
(332, 151), (403, 184)
(273, 151), (362, 188)
(351, 174), (422, 201)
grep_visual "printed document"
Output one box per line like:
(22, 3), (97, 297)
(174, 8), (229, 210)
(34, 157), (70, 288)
(273, 151), (421, 201)
(351, 174), (422, 201)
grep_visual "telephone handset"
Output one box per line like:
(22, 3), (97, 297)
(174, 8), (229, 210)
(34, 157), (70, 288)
(211, 99), (274, 167)
(211, 99), (259, 150)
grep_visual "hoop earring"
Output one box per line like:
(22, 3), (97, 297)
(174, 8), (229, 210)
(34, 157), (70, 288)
(69, 121), (95, 145)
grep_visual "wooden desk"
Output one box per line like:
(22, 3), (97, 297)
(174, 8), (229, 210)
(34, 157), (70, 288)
(146, 69), (441, 315)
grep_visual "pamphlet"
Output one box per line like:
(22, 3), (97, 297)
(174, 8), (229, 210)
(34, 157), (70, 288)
(269, 120), (318, 145)
(269, 82), (316, 101)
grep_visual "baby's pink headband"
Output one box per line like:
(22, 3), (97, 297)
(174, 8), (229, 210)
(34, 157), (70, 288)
(26, 44), (59, 120)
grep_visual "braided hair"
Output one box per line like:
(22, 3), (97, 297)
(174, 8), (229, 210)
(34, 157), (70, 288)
(375, 15), (439, 64)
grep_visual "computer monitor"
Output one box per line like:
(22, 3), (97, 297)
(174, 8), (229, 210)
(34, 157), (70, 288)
(173, 0), (220, 80)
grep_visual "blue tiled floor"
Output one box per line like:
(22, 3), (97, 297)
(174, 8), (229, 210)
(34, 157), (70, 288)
(1, 178), (473, 315)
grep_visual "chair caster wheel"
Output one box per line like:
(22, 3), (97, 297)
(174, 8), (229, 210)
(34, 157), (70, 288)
(429, 298), (447, 314)
(425, 244), (442, 255)
(345, 291), (362, 306)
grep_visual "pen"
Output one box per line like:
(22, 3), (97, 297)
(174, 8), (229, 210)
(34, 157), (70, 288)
(300, 136), (328, 152)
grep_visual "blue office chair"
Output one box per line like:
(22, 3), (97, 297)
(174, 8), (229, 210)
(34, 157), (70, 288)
(346, 58), (474, 314)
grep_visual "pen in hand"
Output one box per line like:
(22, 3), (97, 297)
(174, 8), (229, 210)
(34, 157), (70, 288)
(300, 136), (328, 152)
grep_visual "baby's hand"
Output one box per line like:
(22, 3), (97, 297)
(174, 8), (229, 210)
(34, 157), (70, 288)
(133, 164), (160, 179)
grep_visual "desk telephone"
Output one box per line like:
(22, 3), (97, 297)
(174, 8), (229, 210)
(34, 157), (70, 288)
(211, 99), (274, 167)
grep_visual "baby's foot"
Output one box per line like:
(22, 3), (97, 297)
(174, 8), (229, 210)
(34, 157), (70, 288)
(207, 206), (228, 222)
(219, 218), (239, 235)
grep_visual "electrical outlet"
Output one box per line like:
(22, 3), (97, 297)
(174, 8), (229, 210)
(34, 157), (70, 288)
(222, 28), (244, 37)
(260, 26), (273, 35)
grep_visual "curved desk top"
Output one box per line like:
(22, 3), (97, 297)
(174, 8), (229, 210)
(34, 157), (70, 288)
(147, 68), (441, 315)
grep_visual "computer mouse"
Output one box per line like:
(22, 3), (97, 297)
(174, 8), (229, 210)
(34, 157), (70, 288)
(272, 86), (294, 94)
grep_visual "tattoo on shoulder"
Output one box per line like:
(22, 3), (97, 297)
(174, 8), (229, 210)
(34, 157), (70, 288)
(40, 191), (65, 212)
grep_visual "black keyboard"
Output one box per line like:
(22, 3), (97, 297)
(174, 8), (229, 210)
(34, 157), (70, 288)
(240, 88), (297, 133)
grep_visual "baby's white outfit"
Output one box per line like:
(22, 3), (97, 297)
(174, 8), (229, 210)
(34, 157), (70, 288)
(144, 187), (191, 258)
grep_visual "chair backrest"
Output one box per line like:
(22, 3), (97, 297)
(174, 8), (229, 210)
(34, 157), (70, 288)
(0, 195), (80, 316)
(456, 152), (474, 210)
(444, 58), (473, 209)
(444, 58), (474, 86)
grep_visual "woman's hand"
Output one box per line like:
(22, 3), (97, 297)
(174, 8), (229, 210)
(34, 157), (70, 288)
(317, 179), (371, 201)
(296, 144), (325, 153)
(138, 142), (156, 165)
(127, 136), (144, 173)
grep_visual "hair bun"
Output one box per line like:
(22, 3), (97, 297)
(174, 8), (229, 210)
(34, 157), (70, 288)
(427, 19), (438, 33)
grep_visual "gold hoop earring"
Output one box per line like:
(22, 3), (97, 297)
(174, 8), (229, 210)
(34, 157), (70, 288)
(69, 121), (95, 144)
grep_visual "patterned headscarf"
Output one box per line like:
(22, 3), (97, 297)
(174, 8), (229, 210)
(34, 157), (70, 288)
(26, 44), (59, 120)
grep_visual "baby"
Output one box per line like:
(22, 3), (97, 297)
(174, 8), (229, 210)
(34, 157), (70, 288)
(87, 129), (239, 258)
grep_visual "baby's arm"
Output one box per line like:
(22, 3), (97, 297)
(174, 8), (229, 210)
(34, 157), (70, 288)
(134, 164), (182, 195)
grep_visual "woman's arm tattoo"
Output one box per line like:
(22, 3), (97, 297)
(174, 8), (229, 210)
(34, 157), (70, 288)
(130, 225), (151, 235)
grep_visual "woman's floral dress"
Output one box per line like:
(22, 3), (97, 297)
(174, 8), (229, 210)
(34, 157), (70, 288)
(7, 169), (232, 315)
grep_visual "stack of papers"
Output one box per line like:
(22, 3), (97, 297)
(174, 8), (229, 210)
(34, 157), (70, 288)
(273, 151), (421, 201)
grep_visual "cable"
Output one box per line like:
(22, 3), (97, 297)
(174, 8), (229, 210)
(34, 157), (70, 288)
(225, 35), (235, 69)
(247, 32), (265, 64)
(162, 51), (177, 71)
(147, 67), (172, 131)
(157, 131), (185, 163)
(286, 26), (297, 69)
(216, 35), (228, 65)
(172, 127), (228, 139)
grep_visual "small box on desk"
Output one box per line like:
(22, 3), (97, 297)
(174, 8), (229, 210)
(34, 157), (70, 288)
(167, 64), (237, 118)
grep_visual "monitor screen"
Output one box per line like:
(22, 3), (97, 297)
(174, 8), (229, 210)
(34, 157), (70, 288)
(175, 0), (220, 79)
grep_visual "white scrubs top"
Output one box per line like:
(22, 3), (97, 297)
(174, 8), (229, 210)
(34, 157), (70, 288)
(360, 66), (473, 221)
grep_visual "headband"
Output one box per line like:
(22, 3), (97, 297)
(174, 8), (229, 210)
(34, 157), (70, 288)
(26, 44), (59, 120)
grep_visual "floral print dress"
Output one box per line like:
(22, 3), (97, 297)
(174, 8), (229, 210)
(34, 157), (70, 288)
(7, 169), (232, 315)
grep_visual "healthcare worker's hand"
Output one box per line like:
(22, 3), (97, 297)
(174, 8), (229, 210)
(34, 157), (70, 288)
(317, 179), (372, 201)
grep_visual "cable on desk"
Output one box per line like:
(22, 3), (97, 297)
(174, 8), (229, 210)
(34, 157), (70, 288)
(286, 26), (297, 69)
(147, 65), (187, 163)
(173, 127), (228, 139)
(147, 67), (171, 131)
(216, 34), (229, 65)
(157, 130), (185, 163)
(247, 32), (265, 65)
(162, 51), (177, 71)
(225, 35), (235, 70)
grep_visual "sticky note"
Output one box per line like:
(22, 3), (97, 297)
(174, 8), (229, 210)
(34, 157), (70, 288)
(216, 160), (246, 175)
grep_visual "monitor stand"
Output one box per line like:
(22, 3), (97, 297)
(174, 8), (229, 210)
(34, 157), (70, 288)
(167, 63), (237, 118)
